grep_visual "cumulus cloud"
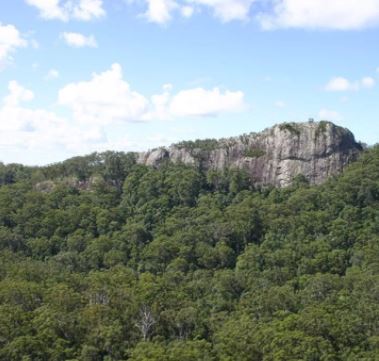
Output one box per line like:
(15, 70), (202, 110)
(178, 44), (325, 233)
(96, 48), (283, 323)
(139, 0), (255, 24)
(58, 64), (149, 124)
(257, 0), (379, 30)
(325, 77), (356, 92)
(3, 81), (34, 107)
(325, 76), (376, 92)
(189, 0), (255, 22)
(181, 5), (194, 17)
(318, 108), (342, 122)
(144, 0), (178, 24)
(0, 81), (104, 154)
(58, 63), (246, 123)
(0, 23), (28, 68)
(61, 32), (97, 47)
(45, 69), (60, 80)
(128, 0), (379, 29)
(25, 0), (105, 21)
(361, 76), (376, 88)
(0, 65), (245, 162)
(168, 87), (245, 117)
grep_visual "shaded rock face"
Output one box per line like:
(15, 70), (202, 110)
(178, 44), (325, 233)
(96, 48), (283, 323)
(138, 121), (363, 187)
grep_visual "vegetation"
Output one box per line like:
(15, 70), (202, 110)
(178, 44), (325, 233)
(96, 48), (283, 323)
(244, 148), (266, 158)
(175, 138), (219, 152)
(279, 122), (301, 136)
(0, 147), (378, 360)
(315, 120), (330, 137)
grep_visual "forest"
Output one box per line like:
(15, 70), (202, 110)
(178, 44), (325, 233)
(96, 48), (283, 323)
(0, 146), (378, 361)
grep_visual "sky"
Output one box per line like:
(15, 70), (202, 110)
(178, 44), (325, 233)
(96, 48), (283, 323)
(1, 0), (379, 165)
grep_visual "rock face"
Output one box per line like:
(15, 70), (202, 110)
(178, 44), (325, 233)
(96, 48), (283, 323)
(137, 121), (363, 187)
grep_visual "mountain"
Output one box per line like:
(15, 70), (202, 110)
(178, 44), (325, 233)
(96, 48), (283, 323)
(139, 120), (362, 187)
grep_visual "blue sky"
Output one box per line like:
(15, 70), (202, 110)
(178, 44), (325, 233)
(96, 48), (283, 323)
(1, 0), (379, 165)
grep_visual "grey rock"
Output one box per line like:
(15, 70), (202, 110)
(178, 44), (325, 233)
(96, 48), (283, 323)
(137, 121), (362, 187)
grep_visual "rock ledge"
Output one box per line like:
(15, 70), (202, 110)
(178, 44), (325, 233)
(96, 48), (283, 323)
(138, 121), (362, 187)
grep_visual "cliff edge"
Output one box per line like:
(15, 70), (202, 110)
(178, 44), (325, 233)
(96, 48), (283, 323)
(138, 121), (363, 187)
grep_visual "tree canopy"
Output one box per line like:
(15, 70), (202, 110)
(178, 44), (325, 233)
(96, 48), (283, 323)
(0, 148), (378, 360)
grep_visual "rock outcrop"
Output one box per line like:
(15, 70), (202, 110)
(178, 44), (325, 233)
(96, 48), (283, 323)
(138, 121), (363, 187)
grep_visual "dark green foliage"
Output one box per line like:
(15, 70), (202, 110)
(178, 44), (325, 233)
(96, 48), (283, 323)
(243, 147), (266, 158)
(0, 147), (378, 360)
(279, 122), (301, 136)
(175, 139), (221, 168)
(175, 138), (219, 152)
(315, 120), (330, 137)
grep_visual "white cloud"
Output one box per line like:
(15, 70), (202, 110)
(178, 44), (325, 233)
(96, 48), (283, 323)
(0, 81), (104, 154)
(45, 69), (60, 80)
(189, 0), (254, 22)
(258, 0), (379, 30)
(181, 5), (194, 17)
(318, 108), (342, 122)
(361, 76), (376, 88)
(0, 66), (245, 163)
(25, 0), (105, 21)
(3, 81), (34, 107)
(325, 76), (376, 92)
(139, 0), (255, 24)
(325, 77), (356, 92)
(58, 64), (245, 123)
(148, 85), (172, 120)
(274, 100), (286, 108)
(144, 0), (177, 24)
(71, 0), (105, 20)
(61, 32), (97, 47)
(121, 0), (379, 28)
(168, 87), (245, 117)
(58, 63), (149, 124)
(0, 23), (28, 68)
(25, 0), (66, 21)
(130, 0), (379, 28)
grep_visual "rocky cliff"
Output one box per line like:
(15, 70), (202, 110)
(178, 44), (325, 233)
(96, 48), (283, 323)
(137, 121), (363, 187)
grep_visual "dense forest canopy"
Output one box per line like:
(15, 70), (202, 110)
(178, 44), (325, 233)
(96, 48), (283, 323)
(0, 147), (378, 360)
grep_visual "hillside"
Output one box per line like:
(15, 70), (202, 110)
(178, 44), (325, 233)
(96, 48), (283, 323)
(0, 125), (377, 360)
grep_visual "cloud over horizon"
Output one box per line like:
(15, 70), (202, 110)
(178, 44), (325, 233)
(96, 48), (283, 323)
(0, 64), (246, 162)
(0, 81), (104, 156)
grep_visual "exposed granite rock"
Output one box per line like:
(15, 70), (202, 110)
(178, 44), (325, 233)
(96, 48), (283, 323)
(137, 121), (363, 187)
(34, 175), (105, 193)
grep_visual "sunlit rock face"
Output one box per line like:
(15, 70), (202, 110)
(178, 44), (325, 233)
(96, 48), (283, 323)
(138, 121), (363, 187)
